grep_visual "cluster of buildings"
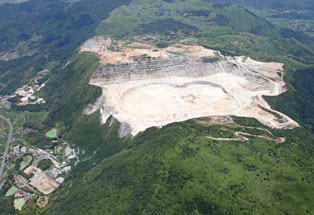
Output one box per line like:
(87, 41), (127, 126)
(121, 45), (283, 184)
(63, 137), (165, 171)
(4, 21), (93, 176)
(3, 136), (82, 210)
(4, 144), (67, 210)
(13, 70), (48, 106)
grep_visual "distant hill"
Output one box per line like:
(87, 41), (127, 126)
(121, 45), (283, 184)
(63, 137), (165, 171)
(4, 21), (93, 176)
(0, 0), (132, 94)
(96, 0), (314, 63)
(0, 0), (80, 5)
(0, 0), (28, 5)
(202, 0), (314, 10)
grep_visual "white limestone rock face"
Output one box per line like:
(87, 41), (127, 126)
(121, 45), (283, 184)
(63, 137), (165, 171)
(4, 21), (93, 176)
(82, 37), (299, 137)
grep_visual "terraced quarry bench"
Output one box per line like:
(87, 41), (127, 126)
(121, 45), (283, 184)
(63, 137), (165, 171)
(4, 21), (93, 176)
(82, 37), (298, 137)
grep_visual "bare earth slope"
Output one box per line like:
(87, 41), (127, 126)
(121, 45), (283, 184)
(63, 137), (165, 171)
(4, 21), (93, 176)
(81, 37), (298, 137)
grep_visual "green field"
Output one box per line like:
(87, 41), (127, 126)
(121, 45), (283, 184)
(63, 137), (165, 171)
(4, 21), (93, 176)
(19, 161), (27, 171)
(5, 186), (18, 197)
(14, 198), (25, 211)
(19, 155), (32, 171)
(46, 129), (57, 139)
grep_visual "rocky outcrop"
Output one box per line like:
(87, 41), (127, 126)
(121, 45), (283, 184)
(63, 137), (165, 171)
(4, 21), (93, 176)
(118, 122), (132, 138)
(91, 55), (274, 92)
(83, 95), (106, 115)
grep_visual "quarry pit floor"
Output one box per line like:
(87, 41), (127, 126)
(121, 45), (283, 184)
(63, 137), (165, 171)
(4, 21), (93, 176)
(82, 37), (299, 136)
(92, 73), (297, 135)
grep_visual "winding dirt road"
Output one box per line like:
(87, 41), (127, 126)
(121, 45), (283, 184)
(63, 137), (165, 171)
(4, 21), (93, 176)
(0, 115), (13, 185)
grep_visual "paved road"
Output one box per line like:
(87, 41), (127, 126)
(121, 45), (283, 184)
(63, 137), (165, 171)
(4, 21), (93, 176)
(0, 115), (13, 185)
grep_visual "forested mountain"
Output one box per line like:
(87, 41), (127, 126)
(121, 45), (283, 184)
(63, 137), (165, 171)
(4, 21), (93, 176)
(0, 0), (313, 214)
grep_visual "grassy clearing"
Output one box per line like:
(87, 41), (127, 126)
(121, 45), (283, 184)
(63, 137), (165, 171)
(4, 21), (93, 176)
(46, 129), (57, 139)
(19, 161), (27, 171)
(14, 198), (25, 211)
(19, 155), (32, 171)
(5, 186), (18, 196)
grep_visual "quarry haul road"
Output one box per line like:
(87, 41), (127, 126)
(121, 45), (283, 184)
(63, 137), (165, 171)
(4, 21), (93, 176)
(0, 115), (13, 185)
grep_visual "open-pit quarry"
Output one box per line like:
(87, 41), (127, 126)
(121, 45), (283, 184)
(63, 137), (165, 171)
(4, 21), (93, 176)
(81, 37), (298, 137)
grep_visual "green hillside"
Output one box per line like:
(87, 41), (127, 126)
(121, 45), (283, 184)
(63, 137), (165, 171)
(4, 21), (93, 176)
(19, 118), (314, 215)
(96, 0), (314, 63)
(22, 52), (131, 178)
(203, 0), (314, 10)
(0, 0), (132, 94)
(266, 67), (314, 133)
